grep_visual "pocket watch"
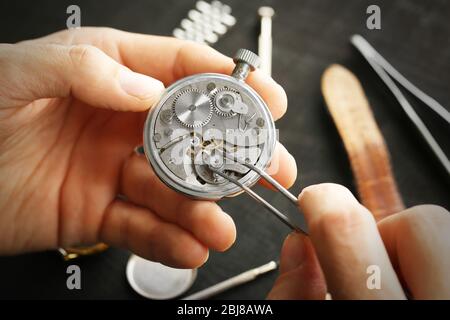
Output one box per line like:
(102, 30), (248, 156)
(143, 49), (302, 232)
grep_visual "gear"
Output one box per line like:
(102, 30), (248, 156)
(211, 87), (242, 117)
(173, 89), (213, 128)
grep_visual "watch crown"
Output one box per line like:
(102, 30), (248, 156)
(233, 49), (261, 71)
(231, 49), (261, 81)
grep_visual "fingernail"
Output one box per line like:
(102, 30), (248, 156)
(280, 232), (306, 273)
(288, 152), (296, 168)
(202, 250), (210, 264)
(279, 143), (296, 166)
(119, 68), (164, 100)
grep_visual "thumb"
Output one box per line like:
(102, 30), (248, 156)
(267, 232), (327, 300)
(0, 43), (165, 111)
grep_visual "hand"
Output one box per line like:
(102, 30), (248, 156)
(268, 183), (450, 299)
(0, 27), (296, 268)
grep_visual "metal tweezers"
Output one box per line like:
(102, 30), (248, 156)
(136, 144), (304, 233)
(209, 151), (306, 234)
(351, 34), (450, 176)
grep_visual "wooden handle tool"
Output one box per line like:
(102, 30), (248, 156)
(321, 64), (404, 220)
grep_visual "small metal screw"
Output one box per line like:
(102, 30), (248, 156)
(210, 156), (223, 169)
(153, 133), (161, 142)
(191, 136), (200, 146)
(161, 110), (173, 123)
(256, 117), (265, 127)
(207, 82), (216, 91)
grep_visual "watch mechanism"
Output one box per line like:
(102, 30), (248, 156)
(143, 49), (276, 200)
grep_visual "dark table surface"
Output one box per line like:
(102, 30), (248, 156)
(0, 0), (449, 299)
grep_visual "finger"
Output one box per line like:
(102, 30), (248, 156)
(0, 42), (164, 110)
(116, 31), (287, 120)
(267, 232), (327, 300)
(259, 142), (297, 190)
(120, 153), (236, 252)
(24, 28), (287, 118)
(99, 199), (208, 268)
(299, 183), (406, 299)
(378, 205), (450, 299)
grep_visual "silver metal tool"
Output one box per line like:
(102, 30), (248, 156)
(143, 49), (304, 233)
(183, 260), (278, 300)
(351, 35), (450, 176)
(258, 6), (274, 76)
(208, 150), (301, 231)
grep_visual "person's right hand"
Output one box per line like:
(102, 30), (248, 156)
(268, 183), (450, 299)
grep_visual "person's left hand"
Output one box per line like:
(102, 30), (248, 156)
(0, 27), (296, 268)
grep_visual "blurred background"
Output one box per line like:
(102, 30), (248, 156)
(0, 0), (448, 299)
